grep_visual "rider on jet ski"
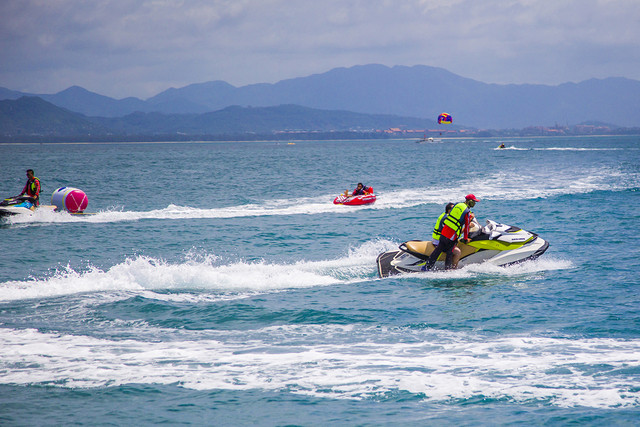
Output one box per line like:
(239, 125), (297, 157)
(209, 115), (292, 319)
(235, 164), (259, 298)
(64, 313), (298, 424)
(432, 202), (462, 269)
(424, 194), (480, 271)
(19, 169), (41, 207)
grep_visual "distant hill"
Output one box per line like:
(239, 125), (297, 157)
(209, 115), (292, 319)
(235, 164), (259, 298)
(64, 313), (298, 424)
(146, 80), (237, 114)
(0, 97), (447, 140)
(1, 64), (639, 128)
(146, 65), (640, 128)
(0, 87), (25, 100)
(40, 86), (149, 117)
(90, 104), (442, 134)
(0, 96), (108, 136)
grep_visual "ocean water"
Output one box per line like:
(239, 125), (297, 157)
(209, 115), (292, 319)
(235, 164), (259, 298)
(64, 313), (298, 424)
(1, 136), (639, 425)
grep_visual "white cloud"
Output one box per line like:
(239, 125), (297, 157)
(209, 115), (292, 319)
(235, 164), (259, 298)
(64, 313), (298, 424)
(0, 0), (638, 98)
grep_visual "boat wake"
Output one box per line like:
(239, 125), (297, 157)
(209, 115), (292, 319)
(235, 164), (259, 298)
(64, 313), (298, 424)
(3, 164), (635, 226)
(0, 240), (571, 303)
(0, 321), (636, 408)
(494, 146), (623, 151)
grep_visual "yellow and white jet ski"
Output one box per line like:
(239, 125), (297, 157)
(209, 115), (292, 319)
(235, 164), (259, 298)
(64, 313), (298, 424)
(377, 219), (549, 277)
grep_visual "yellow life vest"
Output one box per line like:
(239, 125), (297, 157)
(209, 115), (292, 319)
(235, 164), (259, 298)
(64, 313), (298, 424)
(431, 212), (446, 240)
(442, 202), (469, 236)
(29, 177), (40, 194)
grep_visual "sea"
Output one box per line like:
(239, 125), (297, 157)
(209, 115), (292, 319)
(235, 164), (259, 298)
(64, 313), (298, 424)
(0, 135), (639, 425)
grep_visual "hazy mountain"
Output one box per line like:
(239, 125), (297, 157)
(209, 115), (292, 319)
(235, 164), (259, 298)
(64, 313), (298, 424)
(0, 96), (108, 136)
(150, 65), (640, 128)
(146, 64), (493, 120)
(0, 96), (445, 139)
(90, 104), (441, 135)
(146, 80), (238, 114)
(1, 64), (639, 128)
(39, 86), (148, 117)
(0, 87), (26, 100)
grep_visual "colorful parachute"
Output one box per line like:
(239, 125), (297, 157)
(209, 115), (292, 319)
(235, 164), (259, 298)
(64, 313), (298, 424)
(437, 113), (452, 124)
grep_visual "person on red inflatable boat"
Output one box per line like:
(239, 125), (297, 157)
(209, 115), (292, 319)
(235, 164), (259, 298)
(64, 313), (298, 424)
(341, 183), (374, 198)
(349, 183), (373, 196)
(352, 183), (366, 196)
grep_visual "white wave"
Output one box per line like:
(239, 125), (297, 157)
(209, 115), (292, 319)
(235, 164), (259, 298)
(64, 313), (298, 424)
(3, 196), (367, 225)
(533, 147), (623, 151)
(494, 146), (625, 151)
(0, 240), (397, 303)
(3, 164), (636, 225)
(464, 165), (634, 201)
(0, 257), (340, 302)
(493, 145), (529, 150)
(0, 248), (570, 304)
(0, 326), (637, 409)
(406, 257), (574, 280)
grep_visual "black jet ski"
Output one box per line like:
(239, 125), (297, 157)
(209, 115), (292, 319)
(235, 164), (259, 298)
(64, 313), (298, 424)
(377, 219), (549, 277)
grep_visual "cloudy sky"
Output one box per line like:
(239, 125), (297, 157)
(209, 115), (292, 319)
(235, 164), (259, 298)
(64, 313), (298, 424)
(1, 0), (639, 99)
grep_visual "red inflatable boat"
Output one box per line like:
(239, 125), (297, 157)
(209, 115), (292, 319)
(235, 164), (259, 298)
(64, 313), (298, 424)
(333, 187), (376, 205)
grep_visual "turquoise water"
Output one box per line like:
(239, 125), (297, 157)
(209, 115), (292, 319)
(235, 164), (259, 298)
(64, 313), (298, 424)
(1, 136), (639, 425)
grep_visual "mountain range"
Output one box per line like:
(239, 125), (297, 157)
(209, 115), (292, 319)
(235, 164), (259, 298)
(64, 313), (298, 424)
(1, 64), (640, 129)
(0, 96), (448, 140)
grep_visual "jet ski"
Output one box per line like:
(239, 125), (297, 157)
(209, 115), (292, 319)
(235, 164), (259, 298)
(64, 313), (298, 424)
(377, 218), (549, 277)
(1, 187), (93, 219)
(0, 196), (54, 217)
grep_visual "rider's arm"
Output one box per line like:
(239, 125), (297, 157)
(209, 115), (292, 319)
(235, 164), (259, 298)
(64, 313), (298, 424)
(463, 212), (470, 241)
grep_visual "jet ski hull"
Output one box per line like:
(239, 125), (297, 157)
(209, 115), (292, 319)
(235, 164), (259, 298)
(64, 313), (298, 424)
(0, 205), (56, 218)
(377, 219), (549, 277)
(0, 205), (34, 217)
(1, 196), (36, 217)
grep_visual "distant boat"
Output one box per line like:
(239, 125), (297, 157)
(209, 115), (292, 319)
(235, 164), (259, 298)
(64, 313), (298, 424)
(416, 136), (434, 143)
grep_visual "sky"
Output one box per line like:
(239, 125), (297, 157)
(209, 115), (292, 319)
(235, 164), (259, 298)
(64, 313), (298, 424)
(1, 0), (639, 99)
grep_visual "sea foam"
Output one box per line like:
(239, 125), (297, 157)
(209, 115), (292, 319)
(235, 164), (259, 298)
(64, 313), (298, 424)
(0, 325), (637, 408)
(0, 240), (570, 303)
(4, 163), (634, 226)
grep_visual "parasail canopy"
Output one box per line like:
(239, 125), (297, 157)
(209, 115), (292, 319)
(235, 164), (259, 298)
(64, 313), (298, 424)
(437, 113), (452, 124)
